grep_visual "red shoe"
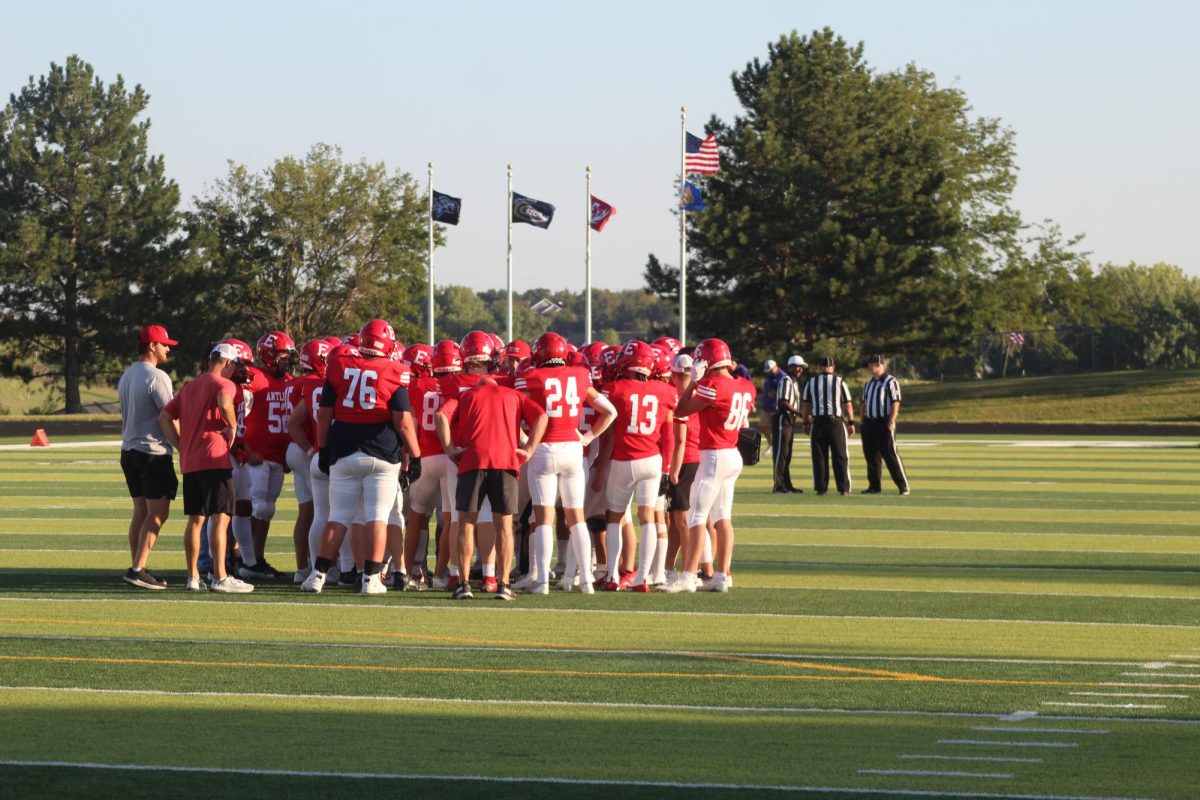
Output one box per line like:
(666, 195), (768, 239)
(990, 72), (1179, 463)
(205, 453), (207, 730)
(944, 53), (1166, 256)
(618, 569), (635, 590)
(446, 575), (459, 592)
(599, 578), (621, 592)
(629, 581), (651, 593)
(481, 576), (499, 593)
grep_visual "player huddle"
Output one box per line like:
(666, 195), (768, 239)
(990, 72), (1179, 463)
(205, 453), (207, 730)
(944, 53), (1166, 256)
(177, 323), (757, 598)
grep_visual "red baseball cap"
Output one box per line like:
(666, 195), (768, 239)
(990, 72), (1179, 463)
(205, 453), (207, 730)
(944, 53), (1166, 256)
(139, 325), (178, 346)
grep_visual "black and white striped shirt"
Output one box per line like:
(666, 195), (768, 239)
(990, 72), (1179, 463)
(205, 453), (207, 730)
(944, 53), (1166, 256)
(862, 374), (901, 419)
(802, 374), (852, 417)
(775, 374), (801, 415)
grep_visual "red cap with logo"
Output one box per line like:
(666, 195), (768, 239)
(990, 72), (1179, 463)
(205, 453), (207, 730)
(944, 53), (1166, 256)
(139, 325), (178, 346)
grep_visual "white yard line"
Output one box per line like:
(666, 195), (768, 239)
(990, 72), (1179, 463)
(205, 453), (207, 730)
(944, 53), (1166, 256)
(2, 595), (1197, 629)
(0, 760), (1160, 800)
(858, 769), (1011, 779)
(970, 727), (1107, 735)
(1067, 693), (1188, 699)
(897, 755), (1043, 764)
(1041, 703), (1164, 710)
(938, 740), (1078, 748)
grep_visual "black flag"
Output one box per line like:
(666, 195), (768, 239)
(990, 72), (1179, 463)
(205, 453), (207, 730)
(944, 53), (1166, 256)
(432, 191), (462, 225)
(511, 192), (555, 229)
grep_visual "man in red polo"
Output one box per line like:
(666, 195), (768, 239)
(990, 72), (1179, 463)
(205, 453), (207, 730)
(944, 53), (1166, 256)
(437, 375), (547, 600)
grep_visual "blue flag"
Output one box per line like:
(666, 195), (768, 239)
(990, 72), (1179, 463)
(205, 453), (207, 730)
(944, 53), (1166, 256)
(512, 192), (555, 228)
(681, 181), (706, 212)
(431, 191), (462, 225)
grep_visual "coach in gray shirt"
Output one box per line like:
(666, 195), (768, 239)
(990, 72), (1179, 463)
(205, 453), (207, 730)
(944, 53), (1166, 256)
(118, 324), (179, 590)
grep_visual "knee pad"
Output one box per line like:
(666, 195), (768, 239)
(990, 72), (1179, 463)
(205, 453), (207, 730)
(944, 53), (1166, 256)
(252, 498), (277, 522)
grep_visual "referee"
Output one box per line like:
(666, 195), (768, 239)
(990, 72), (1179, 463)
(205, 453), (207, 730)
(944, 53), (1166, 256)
(801, 356), (855, 496)
(772, 355), (806, 494)
(860, 354), (910, 495)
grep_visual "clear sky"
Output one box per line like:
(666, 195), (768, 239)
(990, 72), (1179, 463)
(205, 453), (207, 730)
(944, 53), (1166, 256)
(3, 0), (1196, 291)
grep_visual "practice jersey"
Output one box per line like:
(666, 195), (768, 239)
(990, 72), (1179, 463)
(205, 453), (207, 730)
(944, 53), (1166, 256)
(675, 412), (701, 465)
(516, 365), (593, 443)
(320, 355), (413, 464)
(242, 366), (292, 464)
(285, 372), (324, 449)
(605, 377), (677, 462)
(440, 379), (544, 474)
(693, 373), (757, 451)
(408, 373), (445, 456)
(438, 371), (480, 401)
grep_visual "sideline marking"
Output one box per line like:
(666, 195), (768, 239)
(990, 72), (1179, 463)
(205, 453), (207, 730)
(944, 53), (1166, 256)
(1068, 692), (1187, 699)
(897, 755), (1042, 764)
(939, 740), (1078, 749)
(0, 760), (1158, 799)
(971, 727), (1106, 735)
(859, 769), (1011, 779)
(1042, 702), (1164, 710)
(2, 597), (1197, 630)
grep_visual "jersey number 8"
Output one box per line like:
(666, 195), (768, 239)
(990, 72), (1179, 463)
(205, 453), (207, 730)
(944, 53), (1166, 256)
(722, 392), (753, 431)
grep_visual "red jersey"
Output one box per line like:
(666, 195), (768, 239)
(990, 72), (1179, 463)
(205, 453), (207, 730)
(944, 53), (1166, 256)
(515, 365), (593, 443)
(285, 373), (324, 448)
(242, 366), (292, 464)
(675, 413), (701, 465)
(408, 374), (445, 456)
(438, 371), (481, 400)
(163, 372), (236, 474)
(442, 378), (544, 473)
(325, 355), (412, 424)
(693, 373), (757, 450)
(605, 377), (677, 462)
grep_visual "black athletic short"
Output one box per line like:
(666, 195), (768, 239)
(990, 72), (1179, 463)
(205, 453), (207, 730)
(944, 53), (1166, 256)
(182, 469), (235, 517)
(455, 468), (518, 515)
(669, 461), (699, 512)
(120, 449), (179, 501)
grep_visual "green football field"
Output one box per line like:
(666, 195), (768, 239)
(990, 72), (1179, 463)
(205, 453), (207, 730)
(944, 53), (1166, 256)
(0, 436), (1197, 799)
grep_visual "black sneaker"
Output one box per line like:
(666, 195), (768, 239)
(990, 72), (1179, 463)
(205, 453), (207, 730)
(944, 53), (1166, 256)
(494, 584), (515, 601)
(239, 559), (283, 581)
(123, 568), (167, 590)
(392, 571), (410, 591)
(788, 487), (804, 494)
(337, 568), (360, 587)
(452, 583), (474, 600)
(861, 488), (881, 495)
(899, 488), (911, 496)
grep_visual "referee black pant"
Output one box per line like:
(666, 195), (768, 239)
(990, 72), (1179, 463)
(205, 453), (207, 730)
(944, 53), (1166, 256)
(772, 411), (795, 490)
(861, 418), (908, 492)
(810, 417), (851, 494)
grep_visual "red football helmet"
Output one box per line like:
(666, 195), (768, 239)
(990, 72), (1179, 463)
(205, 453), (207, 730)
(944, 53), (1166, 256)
(652, 344), (674, 378)
(341, 333), (360, 348)
(390, 342), (406, 362)
(532, 332), (569, 366)
(505, 339), (531, 362)
(694, 338), (733, 370)
(358, 319), (397, 359)
(460, 330), (494, 364)
(516, 356), (533, 376)
(323, 335), (342, 347)
(618, 340), (656, 376)
(256, 331), (297, 369)
(565, 350), (587, 368)
(653, 336), (683, 356)
(405, 343), (434, 375)
(432, 340), (463, 373)
(580, 342), (608, 367)
(326, 342), (360, 370)
(298, 339), (332, 378)
(222, 339), (255, 385)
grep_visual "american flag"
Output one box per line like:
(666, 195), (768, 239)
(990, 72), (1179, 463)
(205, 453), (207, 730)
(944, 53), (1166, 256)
(685, 132), (719, 174)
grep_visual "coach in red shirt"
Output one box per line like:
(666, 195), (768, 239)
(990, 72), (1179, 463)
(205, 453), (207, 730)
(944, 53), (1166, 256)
(438, 376), (547, 600)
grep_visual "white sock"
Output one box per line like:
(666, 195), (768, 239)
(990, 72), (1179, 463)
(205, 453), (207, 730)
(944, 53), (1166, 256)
(701, 531), (713, 565)
(526, 532), (537, 577)
(337, 535), (354, 572)
(652, 537), (668, 578)
(533, 524), (553, 585)
(449, 565), (460, 577)
(231, 515), (255, 565)
(569, 522), (592, 583)
(482, 563), (495, 578)
(636, 523), (657, 583)
(604, 522), (621, 577)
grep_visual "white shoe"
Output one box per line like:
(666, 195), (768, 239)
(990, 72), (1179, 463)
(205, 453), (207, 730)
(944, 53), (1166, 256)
(431, 575), (449, 590)
(713, 574), (729, 593)
(361, 573), (387, 595)
(512, 574), (538, 591)
(523, 582), (549, 595)
(184, 576), (208, 592)
(293, 568), (311, 584)
(697, 574), (719, 592)
(659, 575), (696, 593)
(649, 572), (667, 586)
(300, 571), (326, 593)
(555, 574), (580, 591)
(577, 581), (595, 595)
(211, 575), (255, 594)
(725, 574), (734, 590)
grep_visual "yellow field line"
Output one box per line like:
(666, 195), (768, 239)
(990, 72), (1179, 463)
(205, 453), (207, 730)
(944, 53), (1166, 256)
(2, 653), (1199, 691)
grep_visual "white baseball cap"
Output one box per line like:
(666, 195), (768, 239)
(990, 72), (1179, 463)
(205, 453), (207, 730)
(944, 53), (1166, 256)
(670, 352), (694, 373)
(211, 342), (239, 362)
(763, 359), (777, 372)
(787, 355), (807, 367)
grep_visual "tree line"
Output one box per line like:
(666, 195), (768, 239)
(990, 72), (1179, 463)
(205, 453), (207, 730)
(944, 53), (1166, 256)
(1, 39), (1196, 413)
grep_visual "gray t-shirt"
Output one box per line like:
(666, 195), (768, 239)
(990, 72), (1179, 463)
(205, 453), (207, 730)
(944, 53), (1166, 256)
(118, 360), (175, 455)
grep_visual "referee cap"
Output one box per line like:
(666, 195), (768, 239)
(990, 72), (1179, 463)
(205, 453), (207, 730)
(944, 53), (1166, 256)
(786, 355), (807, 367)
(816, 355), (835, 368)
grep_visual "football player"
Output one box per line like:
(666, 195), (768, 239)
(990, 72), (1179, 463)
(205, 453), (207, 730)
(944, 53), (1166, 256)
(284, 338), (332, 581)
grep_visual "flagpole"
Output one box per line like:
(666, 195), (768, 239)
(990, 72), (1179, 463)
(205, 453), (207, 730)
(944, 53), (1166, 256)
(426, 162), (435, 346)
(585, 165), (593, 344)
(679, 106), (687, 345)
(506, 163), (514, 343)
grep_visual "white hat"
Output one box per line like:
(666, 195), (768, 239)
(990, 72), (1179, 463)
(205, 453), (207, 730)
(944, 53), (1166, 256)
(211, 342), (239, 362)
(787, 355), (807, 367)
(763, 359), (777, 373)
(670, 352), (693, 374)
